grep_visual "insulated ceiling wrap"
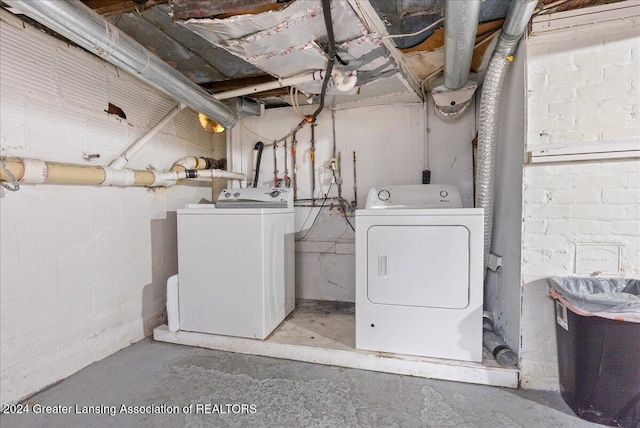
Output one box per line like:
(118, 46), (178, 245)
(178, 0), (398, 93)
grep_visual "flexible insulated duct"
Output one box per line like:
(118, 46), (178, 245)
(476, 0), (536, 367)
(476, 55), (511, 270)
(4, 0), (238, 129)
(476, 0), (537, 270)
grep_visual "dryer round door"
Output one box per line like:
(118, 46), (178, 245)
(366, 225), (470, 309)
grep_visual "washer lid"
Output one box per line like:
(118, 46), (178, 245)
(365, 184), (462, 209)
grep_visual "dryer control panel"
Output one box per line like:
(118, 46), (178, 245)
(365, 184), (462, 209)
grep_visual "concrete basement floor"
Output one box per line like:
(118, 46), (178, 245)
(1, 339), (601, 427)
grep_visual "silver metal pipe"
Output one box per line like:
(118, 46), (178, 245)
(495, 0), (539, 55)
(5, 0), (238, 129)
(443, 0), (482, 90)
(222, 97), (263, 117)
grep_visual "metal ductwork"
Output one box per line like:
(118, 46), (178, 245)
(222, 97), (264, 118)
(443, 0), (482, 90)
(4, 0), (238, 129)
(495, 0), (539, 55)
(476, 0), (537, 272)
(431, 0), (482, 121)
(476, 0), (537, 368)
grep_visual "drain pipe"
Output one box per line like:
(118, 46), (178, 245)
(0, 157), (245, 187)
(431, 0), (482, 121)
(214, 71), (327, 100)
(170, 156), (226, 173)
(477, 0), (537, 367)
(483, 312), (518, 367)
(110, 103), (187, 169)
(4, 0), (238, 129)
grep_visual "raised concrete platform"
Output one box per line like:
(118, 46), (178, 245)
(154, 300), (519, 388)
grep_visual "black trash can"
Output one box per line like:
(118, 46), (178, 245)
(549, 277), (640, 428)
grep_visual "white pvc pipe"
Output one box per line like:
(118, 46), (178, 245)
(166, 274), (180, 332)
(151, 168), (246, 187)
(101, 167), (136, 186)
(171, 156), (201, 171)
(110, 103), (187, 169)
(214, 71), (325, 100)
(2, 157), (245, 188)
(333, 70), (358, 92)
(20, 158), (48, 183)
(175, 169), (246, 181)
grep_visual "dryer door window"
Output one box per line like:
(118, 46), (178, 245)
(367, 225), (470, 309)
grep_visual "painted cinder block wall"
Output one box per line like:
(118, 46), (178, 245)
(520, 11), (640, 390)
(231, 98), (477, 302)
(0, 12), (224, 404)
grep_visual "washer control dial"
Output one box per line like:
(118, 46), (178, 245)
(378, 189), (391, 201)
(224, 192), (231, 198)
(270, 190), (280, 198)
(440, 190), (449, 198)
(233, 192), (240, 198)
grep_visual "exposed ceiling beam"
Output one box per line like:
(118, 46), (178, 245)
(202, 74), (278, 93)
(81, 0), (167, 17)
(170, 0), (288, 20)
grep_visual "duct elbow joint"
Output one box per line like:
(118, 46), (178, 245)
(431, 80), (478, 122)
(434, 100), (472, 122)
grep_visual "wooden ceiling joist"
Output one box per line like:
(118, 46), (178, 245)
(81, 0), (167, 17)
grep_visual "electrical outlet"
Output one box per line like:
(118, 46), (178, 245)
(330, 158), (338, 170)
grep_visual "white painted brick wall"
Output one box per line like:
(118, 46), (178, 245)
(521, 10), (640, 390)
(527, 16), (640, 148)
(0, 12), (223, 404)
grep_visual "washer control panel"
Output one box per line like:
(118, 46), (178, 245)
(365, 184), (462, 209)
(216, 187), (293, 209)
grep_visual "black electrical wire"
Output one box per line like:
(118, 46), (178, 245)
(342, 204), (355, 232)
(311, 0), (336, 121)
(332, 170), (355, 232)
(335, 53), (348, 66)
(295, 182), (334, 242)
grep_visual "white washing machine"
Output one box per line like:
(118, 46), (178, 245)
(176, 187), (295, 339)
(355, 184), (484, 362)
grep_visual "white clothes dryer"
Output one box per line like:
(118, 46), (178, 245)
(355, 185), (484, 362)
